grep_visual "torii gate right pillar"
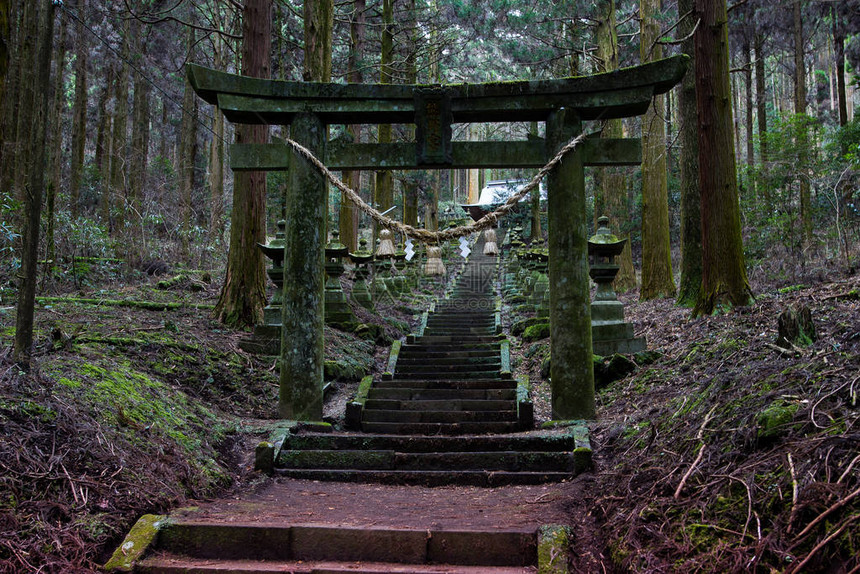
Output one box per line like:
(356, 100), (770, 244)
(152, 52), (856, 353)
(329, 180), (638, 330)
(547, 108), (595, 420)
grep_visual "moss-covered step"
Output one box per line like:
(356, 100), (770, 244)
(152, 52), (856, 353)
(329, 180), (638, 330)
(283, 431), (581, 453)
(109, 517), (552, 571)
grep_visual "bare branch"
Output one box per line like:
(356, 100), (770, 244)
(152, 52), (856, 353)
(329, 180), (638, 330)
(123, 0), (243, 40)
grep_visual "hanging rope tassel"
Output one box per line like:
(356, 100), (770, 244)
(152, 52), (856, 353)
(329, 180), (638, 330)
(423, 246), (446, 276)
(483, 228), (499, 256)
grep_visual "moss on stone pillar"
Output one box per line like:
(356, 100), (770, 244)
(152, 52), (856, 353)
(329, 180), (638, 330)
(546, 108), (596, 420)
(279, 112), (326, 420)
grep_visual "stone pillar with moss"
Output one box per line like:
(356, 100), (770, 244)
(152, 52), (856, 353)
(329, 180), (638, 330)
(546, 108), (595, 420)
(279, 112), (326, 420)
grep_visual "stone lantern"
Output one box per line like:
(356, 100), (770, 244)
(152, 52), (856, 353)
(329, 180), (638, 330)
(349, 236), (374, 309)
(588, 215), (645, 355)
(257, 219), (287, 326)
(239, 220), (286, 354)
(533, 245), (550, 317)
(588, 216), (626, 303)
(324, 231), (355, 325)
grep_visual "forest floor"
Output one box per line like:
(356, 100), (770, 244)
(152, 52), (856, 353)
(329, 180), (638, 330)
(0, 255), (858, 573)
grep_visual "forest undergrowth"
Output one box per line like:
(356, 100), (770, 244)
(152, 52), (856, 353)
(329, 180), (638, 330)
(0, 253), (858, 573)
(579, 263), (860, 572)
(0, 262), (421, 573)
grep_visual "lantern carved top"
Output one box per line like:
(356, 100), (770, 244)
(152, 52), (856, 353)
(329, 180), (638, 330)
(588, 216), (626, 259)
(349, 236), (374, 265)
(258, 219), (287, 265)
(325, 230), (349, 259)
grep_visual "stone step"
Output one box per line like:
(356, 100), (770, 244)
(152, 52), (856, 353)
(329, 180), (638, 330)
(396, 355), (500, 365)
(424, 324), (496, 331)
(400, 344), (500, 354)
(361, 409), (517, 424)
(427, 315), (495, 322)
(277, 450), (578, 472)
(364, 398), (515, 411)
(427, 312), (495, 322)
(139, 556), (533, 574)
(422, 328), (497, 336)
(426, 317), (494, 324)
(423, 322), (496, 330)
(427, 309), (495, 316)
(398, 349), (500, 359)
(393, 363), (501, 374)
(144, 523), (537, 567)
(415, 335), (499, 344)
(374, 379), (515, 390)
(360, 421), (521, 435)
(433, 305), (495, 312)
(388, 371), (508, 381)
(367, 388), (517, 401)
(273, 468), (574, 486)
(283, 431), (579, 453)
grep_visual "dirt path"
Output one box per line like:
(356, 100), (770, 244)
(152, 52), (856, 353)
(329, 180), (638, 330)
(175, 476), (589, 531)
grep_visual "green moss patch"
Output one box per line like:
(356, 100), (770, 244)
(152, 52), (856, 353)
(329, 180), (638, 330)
(756, 400), (799, 442)
(522, 323), (551, 342)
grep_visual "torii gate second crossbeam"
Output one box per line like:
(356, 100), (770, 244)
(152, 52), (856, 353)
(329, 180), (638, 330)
(188, 55), (687, 422)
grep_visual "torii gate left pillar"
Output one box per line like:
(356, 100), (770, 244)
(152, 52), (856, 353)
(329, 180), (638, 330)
(279, 113), (326, 420)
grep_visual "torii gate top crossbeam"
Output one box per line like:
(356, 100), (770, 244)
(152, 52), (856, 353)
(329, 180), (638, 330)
(188, 55), (687, 126)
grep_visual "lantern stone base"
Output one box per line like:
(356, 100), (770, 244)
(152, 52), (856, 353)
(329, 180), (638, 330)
(325, 291), (356, 325)
(590, 300), (645, 356)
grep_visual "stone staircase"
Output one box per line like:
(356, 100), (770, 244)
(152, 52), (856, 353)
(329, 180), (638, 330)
(362, 273), (518, 435)
(270, 245), (591, 487)
(105, 240), (589, 573)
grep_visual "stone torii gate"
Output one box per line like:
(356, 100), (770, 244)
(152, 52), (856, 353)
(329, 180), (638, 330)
(188, 55), (686, 422)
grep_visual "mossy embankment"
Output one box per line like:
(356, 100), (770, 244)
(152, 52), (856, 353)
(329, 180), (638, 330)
(0, 273), (416, 572)
(583, 280), (860, 573)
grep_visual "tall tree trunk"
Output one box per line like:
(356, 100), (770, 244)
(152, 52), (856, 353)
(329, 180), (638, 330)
(754, 29), (770, 216)
(207, 32), (226, 249)
(639, 0), (675, 300)
(754, 33), (767, 164)
(0, 0), (10, 168)
(374, 0), (394, 240)
(424, 0), (440, 232)
(303, 0), (333, 82)
(402, 0), (419, 231)
(529, 121), (543, 241)
(96, 64), (113, 223)
(832, 6), (847, 127)
(159, 99), (168, 161)
(692, 0), (752, 316)
(12, 0), (36, 200)
(596, 0), (634, 291)
(0, 0), (20, 197)
(677, 0), (702, 307)
(340, 0), (365, 250)
(793, 0), (811, 247)
(46, 15), (67, 274)
(743, 34), (754, 173)
(215, 0), (271, 328)
(68, 0), (86, 218)
(14, 0), (54, 366)
(129, 19), (150, 260)
(178, 24), (196, 257)
(109, 22), (130, 236)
